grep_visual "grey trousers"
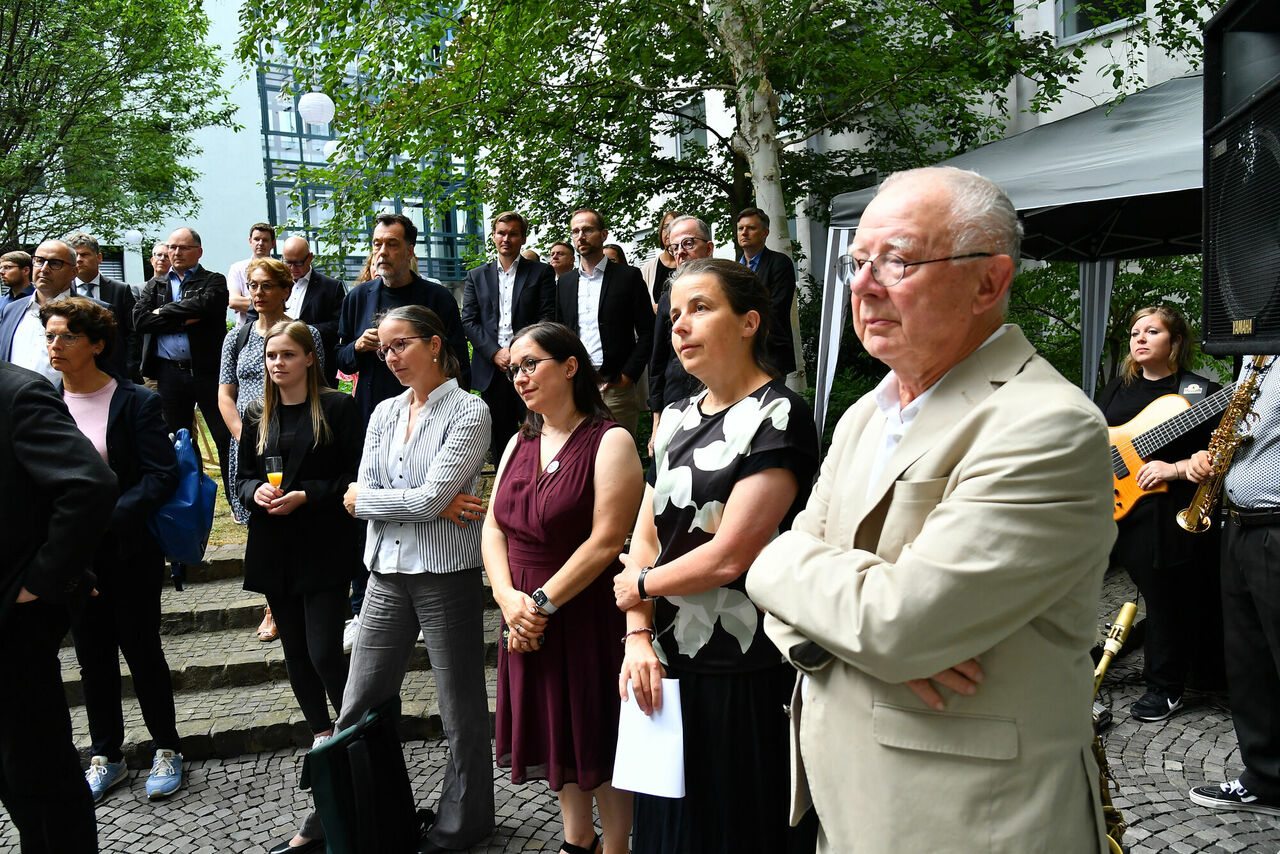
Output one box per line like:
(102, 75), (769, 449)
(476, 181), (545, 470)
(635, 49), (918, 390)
(300, 568), (495, 848)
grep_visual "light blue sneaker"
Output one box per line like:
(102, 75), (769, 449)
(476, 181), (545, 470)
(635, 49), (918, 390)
(85, 755), (128, 804)
(145, 749), (183, 799)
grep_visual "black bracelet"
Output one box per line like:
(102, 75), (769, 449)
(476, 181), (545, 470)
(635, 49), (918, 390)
(637, 565), (653, 601)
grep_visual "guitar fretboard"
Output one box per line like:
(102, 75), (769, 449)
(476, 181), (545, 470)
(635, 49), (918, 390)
(1131, 383), (1236, 458)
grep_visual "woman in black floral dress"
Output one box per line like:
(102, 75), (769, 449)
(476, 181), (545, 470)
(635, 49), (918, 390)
(614, 258), (819, 854)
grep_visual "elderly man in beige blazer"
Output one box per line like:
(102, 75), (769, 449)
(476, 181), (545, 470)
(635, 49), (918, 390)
(747, 167), (1116, 853)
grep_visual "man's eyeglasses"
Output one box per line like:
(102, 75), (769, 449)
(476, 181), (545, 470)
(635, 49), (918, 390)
(666, 236), (709, 256)
(505, 356), (556, 382)
(283, 257), (312, 267)
(45, 332), (84, 345)
(375, 336), (425, 361)
(32, 256), (69, 270)
(837, 252), (992, 288)
(168, 245), (197, 253)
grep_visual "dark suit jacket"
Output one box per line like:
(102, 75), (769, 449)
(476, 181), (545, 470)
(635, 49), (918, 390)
(749, 246), (798, 375)
(76, 276), (141, 382)
(0, 292), (119, 379)
(555, 261), (653, 383)
(133, 265), (230, 381)
(296, 270), (346, 387)
(237, 391), (364, 596)
(93, 380), (179, 584)
(0, 361), (117, 627)
(336, 273), (471, 426)
(461, 257), (556, 392)
(648, 288), (700, 412)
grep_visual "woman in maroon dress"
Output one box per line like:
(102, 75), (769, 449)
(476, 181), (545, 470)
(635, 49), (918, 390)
(482, 321), (644, 854)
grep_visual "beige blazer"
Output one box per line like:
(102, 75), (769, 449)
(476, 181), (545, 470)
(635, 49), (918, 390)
(747, 326), (1115, 853)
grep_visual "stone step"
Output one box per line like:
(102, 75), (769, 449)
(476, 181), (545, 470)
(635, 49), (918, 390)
(73, 666), (500, 769)
(61, 609), (504, 705)
(159, 575), (270, 635)
(180, 542), (247, 584)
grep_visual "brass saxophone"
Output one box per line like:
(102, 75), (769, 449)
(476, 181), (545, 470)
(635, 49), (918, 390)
(1176, 355), (1270, 532)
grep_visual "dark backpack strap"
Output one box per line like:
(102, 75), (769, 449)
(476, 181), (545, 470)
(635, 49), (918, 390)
(235, 320), (254, 356)
(1177, 372), (1212, 405)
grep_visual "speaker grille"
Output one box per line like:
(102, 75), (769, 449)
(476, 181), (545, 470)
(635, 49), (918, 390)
(1204, 80), (1280, 355)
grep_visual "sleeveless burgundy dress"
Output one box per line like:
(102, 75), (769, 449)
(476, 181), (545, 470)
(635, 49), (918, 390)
(492, 417), (626, 791)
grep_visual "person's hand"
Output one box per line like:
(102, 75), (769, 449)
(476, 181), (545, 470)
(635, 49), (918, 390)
(15, 587), (37, 603)
(605, 374), (633, 391)
(1136, 460), (1177, 491)
(495, 588), (548, 653)
(343, 483), (360, 516)
(1187, 450), (1213, 484)
(440, 493), (486, 528)
(268, 490), (308, 515)
(905, 658), (984, 711)
(619, 632), (666, 714)
(254, 482), (283, 509)
(353, 327), (380, 353)
(614, 553), (646, 611)
(493, 348), (511, 371)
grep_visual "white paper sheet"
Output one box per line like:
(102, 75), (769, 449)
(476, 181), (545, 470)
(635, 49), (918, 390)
(611, 678), (685, 798)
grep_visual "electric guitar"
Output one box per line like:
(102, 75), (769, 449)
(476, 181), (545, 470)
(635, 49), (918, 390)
(1109, 383), (1234, 520)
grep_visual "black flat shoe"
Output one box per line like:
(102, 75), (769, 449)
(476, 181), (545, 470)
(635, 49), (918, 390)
(266, 838), (323, 854)
(560, 834), (600, 854)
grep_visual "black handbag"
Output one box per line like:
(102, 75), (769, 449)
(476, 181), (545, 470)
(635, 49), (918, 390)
(300, 698), (427, 854)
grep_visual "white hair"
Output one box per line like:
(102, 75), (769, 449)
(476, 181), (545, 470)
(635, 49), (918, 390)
(879, 166), (1022, 265)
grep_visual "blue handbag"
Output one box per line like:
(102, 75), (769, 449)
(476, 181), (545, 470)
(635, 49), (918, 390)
(147, 428), (217, 565)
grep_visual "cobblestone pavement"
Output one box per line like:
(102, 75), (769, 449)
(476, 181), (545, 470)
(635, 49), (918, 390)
(4, 568), (1280, 852)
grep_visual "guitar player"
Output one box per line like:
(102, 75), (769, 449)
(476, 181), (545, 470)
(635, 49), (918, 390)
(1096, 305), (1222, 724)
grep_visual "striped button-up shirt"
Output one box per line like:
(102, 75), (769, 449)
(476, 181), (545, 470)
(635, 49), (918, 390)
(355, 379), (492, 574)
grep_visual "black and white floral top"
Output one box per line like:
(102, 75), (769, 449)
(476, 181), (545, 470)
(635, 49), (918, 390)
(648, 379), (818, 674)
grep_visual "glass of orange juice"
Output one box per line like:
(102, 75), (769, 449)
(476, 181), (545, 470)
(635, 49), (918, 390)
(266, 456), (283, 488)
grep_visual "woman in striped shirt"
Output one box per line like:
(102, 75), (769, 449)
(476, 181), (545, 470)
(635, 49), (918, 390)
(274, 305), (493, 854)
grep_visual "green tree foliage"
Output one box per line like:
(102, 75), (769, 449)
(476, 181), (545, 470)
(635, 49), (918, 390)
(0, 0), (235, 250)
(238, 0), (1208, 260)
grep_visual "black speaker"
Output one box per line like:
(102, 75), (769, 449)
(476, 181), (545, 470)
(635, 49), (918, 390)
(1203, 0), (1280, 356)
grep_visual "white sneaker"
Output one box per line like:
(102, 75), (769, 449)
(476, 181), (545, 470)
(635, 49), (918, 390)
(342, 616), (359, 652)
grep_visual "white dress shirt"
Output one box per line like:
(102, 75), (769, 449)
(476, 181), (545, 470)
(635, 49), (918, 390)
(285, 270), (310, 319)
(576, 255), (608, 368)
(227, 258), (252, 327)
(12, 291), (71, 384)
(497, 258), (517, 349)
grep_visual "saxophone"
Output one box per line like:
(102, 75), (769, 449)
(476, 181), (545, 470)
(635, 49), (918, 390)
(1176, 354), (1270, 533)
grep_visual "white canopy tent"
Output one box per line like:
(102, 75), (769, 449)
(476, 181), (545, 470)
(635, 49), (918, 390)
(814, 74), (1203, 433)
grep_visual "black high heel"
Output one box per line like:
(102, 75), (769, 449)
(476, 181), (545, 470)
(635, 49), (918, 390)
(560, 834), (600, 854)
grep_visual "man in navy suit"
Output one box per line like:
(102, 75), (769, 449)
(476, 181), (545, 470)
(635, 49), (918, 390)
(555, 208), (652, 436)
(68, 232), (142, 382)
(461, 211), (556, 463)
(736, 207), (798, 381)
(1, 359), (117, 853)
(337, 212), (470, 428)
(0, 240), (85, 384)
(281, 236), (346, 387)
(0, 251), (33, 310)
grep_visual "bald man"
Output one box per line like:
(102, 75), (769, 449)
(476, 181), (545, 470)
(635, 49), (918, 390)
(280, 236), (346, 386)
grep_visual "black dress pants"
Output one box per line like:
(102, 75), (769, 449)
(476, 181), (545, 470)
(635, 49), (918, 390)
(267, 586), (351, 734)
(70, 557), (180, 762)
(155, 358), (232, 505)
(480, 374), (526, 466)
(0, 600), (98, 853)
(1222, 520), (1280, 800)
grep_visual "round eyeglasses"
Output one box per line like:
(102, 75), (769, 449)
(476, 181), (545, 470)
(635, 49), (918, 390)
(505, 356), (556, 382)
(375, 336), (425, 361)
(838, 252), (992, 288)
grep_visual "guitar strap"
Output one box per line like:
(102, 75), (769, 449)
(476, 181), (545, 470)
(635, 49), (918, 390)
(1177, 372), (1211, 405)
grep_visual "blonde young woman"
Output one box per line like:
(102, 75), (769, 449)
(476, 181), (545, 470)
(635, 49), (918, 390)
(237, 321), (363, 748)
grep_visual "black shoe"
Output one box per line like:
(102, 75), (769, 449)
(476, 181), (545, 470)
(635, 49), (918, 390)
(1190, 779), (1280, 816)
(266, 838), (323, 854)
(1130, 689), (1182, 722)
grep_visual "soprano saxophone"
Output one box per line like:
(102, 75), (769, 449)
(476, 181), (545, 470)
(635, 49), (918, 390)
(1176, 354), (1270, 533)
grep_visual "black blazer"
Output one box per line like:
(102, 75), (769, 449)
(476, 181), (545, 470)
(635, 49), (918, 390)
(555, 261), (653, 383)
(751, 246), (798, 375)
(296, 270), (347, 387)
(0, 361), (117, 626)
(237, 390), (364, 597)
(93, 380), (180, 583)
(461, 257), (556, 392)
(77, 276), (142, 382)
(133, 265), (230, 381)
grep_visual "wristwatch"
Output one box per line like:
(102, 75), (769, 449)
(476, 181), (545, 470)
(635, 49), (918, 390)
(531, 587), (558, 615)
(637, 566), (654, 601)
